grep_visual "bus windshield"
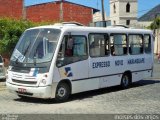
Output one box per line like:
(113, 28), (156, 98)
(11, 28), (61, 64)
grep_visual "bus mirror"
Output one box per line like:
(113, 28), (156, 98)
(56, 57), (64, 67)
(58, 57), (64, 61)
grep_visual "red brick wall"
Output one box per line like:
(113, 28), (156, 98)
(0, 0), (23, 19)
(26, 1), (93, 25)
(26, 2), (60, 23)
(0, 1), (93, 24)
(63, 2), (93, 25)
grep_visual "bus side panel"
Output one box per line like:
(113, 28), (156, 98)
(89, 56), (128, 88)
(100, 75), (122, 88)
(48, 64), (62, 98)
(57, 60), (89, 94)
(143, 53), (153, 78)
(72, 78), (99, 94)
(128, 53), (153, 83)
(132, 72), (144, 82)
(52, 66), (61, 83)
(143, 70), (152, 78)
(132, 70), (152, 83)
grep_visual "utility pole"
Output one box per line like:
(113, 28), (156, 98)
(60, 0), (63, 22)
(101, 0), (106, 27)
(22, 0), (26, 20)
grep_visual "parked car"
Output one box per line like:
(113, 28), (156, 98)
(0, 55), (5, 80)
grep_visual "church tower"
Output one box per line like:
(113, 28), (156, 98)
(110, 0), (138, 27)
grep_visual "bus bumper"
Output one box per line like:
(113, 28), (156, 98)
(0, 75), (5, 79)
(6, 82), (57, 99)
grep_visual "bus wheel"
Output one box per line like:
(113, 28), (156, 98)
(55, 83), (70, 102)
(121, 74), (130, 89)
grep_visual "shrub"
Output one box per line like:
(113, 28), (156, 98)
(149, 17), (160, 30)
(0, 18), (36, 56)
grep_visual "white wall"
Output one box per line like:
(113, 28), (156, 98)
(110, 0), (137, 26)
(93, 12), (109, 22)
(154, 29), (160, 54)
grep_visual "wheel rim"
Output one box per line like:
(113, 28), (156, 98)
(122, 75), (129, 87)
(57, 87), (66, 98)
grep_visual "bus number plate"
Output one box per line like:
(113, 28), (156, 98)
(18, 88), (26, 93)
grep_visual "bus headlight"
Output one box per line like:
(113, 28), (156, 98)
(39, 73), (48, 86)
(41, 79), (47, 85)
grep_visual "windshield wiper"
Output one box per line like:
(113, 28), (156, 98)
(23, 41), (32, 56)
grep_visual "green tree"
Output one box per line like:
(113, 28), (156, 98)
(0, 18), (59, 57)
(149, 17), (160, 30)
(0, 18), (38, 56)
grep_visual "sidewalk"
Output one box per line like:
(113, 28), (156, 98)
(0, 81), (5, 86)
(0, 81), (6, 91)
(153, 55), (160, 79)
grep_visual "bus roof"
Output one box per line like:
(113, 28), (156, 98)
(28, 25), (153, 34)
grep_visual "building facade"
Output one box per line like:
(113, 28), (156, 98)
(110, 0), (137, 27)
(0, 0), (23, 19)
(93, 12), (109, 22)
(26, 1), (99, 25)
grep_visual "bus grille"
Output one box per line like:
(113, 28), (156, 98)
(11, 73), (37, 85)
(12, 79), (37, 85)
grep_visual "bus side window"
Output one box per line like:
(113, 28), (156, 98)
(65, 37), (74, 57)
(56, 35), (87, 67)
(144, 34), (151, 53)
(73, 37), (87, 56)
(129, 34), (143, 55)
(89, 33), (109, 57)
(110, 34), (127, 56)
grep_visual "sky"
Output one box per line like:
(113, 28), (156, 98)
(25, 0), (160, 18)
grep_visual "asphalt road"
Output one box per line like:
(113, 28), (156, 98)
(0, 58), (160, 115)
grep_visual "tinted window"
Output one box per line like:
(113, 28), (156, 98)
(56, 35), (88, 67)
(89, 34), (109, 57)
(129, 34), (143, 55)
(110, 34), (127, 56)
(144, 34), (151, 53)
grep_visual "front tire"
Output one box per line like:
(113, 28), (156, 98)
(55, 83), (70, 102)
(121, 74), (131, 89)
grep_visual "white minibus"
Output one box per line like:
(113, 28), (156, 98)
(6, 23), (154, 102)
